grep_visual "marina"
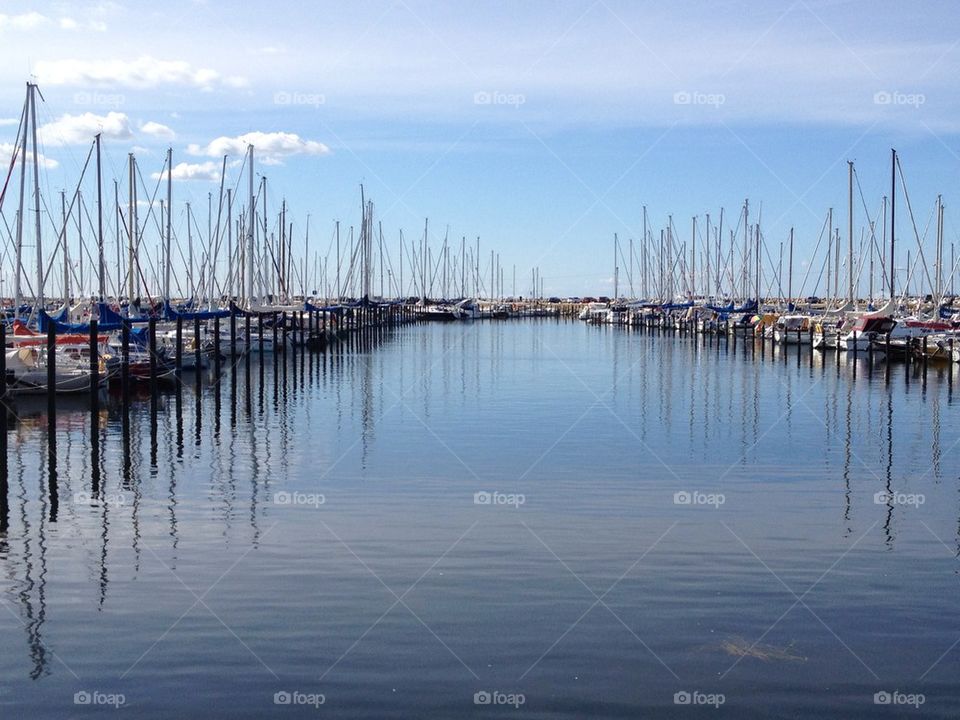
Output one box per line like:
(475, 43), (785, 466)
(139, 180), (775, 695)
(2, 1), (960, 717)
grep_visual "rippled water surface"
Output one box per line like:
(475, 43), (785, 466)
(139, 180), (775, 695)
(0, 320), (958, 718)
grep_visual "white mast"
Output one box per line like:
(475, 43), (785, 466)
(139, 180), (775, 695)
(165, 147), (172, 304)
(29, 82), (44, 320)
(246, 144), (255, 308)
(127, 153), (136, 314)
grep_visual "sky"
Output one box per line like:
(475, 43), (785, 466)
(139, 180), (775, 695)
(1, 0), (960, 298)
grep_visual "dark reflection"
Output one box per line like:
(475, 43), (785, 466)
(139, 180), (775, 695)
(46, 419), (58, 523)
(0, 401), (8, 538)
(21, 444), (49, 679)
(842, 381), (853, 537)
(883, 390), (895, 548)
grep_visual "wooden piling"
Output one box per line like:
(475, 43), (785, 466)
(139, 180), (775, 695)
(47, 322), (56, 417)
(175, 315), (183, 374)
(89, 320), (99, 411)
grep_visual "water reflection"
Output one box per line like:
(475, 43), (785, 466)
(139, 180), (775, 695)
(0, 321), (957, 717)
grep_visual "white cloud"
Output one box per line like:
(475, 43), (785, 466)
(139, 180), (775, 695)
(34, 56), (245, 90)
(0, 118), (18, 127)
(58, 16), (107, 32)
(187, 131), (329, 164)
(151, 161), (221, 182)
(39, 111), (133, 146)
(0, 12), (48, 30)
(0, 143), (58, 169)
(140, 120), (175, 140)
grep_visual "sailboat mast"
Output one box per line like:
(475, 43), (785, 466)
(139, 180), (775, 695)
(29, 83), (44, 316)
(226, 189), (233, 300)
(890, 149), (896, 298)
(246, 144), (255, 307)
(61, 191), (69, 303)
(165, 148), (172, 304)
(95, 134), (105, 300)
(127, 153), (136, 311)
(613, 233), (618, 300)
(788, 227), (794, 306)
(14, 87), (27, 318)
(847, 161), (854, 304)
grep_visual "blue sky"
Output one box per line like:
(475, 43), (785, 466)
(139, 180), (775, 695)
(1, 0), (960, 297)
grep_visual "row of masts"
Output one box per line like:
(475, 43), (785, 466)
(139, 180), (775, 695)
(1, 84), (533, 322)
(613, 152), (955, 307)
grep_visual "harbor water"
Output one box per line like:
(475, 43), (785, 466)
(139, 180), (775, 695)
(0, 319), (958, 718)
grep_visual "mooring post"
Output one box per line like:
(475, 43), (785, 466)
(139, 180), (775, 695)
(175, 315), (183, 374)
(214, 316), (221, 376)
(194, 316), (202, 375)
(270, 313), (276, 358)
(89, 320), (99, 411)
(149, 317), (158, 400)
(47, 321), (56, 417)
(230, 311), (237, 360)
(121, 319), (130, 409)
(244, 314), (252, 375)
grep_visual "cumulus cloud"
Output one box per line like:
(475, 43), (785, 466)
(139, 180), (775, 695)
(34, 56), (245, 90)
(140, 120), (175, 140)
(187, 131), (329, 164)
(39, 111), (133, 146)
(0, 143), (58, 169)
(0, 12), (48, 30)
(151, 161), (221, 182)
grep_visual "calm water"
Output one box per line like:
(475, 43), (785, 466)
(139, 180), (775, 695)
(0, 320), (958, 718)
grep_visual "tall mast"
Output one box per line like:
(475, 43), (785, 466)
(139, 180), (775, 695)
(187, 202), (193, 300)
(890, 149), (896, 298)
(165, 147), (172, 304)
(788, 227), (794, 306)
(691, 217), (697, 298)
(96, 133), (105, 300)
(127, 153), (136, 312)
(14, 85), (27, 318)
(61, 191), (69, 303)
(29, 83), (44, 317)
(705, 213), (711, 298)
(847, 160), (854, 304)
(826, 208), (832, 306)
(613, 233), (618, 300)
(935, 195), (944, 301)
(246, 144), (255, 307)
(642, 206), (648, 298)
(226, 189), (233, 300)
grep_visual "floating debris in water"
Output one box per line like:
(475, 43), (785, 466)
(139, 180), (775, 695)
(700, 636), (806, 662)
